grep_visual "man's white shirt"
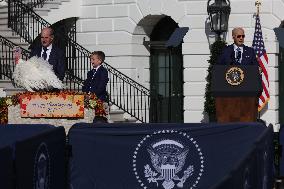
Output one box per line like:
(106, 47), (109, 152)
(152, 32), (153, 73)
(41, 44), (52, 61)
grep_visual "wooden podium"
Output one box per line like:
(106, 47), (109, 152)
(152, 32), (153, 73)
(211, 65), (262, 123)
(215, 97), (258, 122)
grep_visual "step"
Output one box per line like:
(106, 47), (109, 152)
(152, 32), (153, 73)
(16, 42), (30, 49)
(0, 15), (7, 19)
(0, 18), (8, 25)
(42, 1), (61, 9)
(0, 80), (14, 89)
(0, 31), (23, 38)
(0, 10), (7, 15)
(0, 45), (30, 54)
(33, 8), (50, 16)
(0, 80), (20, 89)
(0, 36), (27, 44)
(0, 28), (13, 33)
(46, 0), (61, 3)
(0, 6), (7, 12)
(123, 113), (138, 123)
(17, 43), (30, 50)
(0, 33), (22, 39)
(109, 109), (125, 122)
(28, 1), (60, 9)
(0, 37), (30, 45)
(0, 24), (9, 30)
(112, 118), (138, 123)
(3, 87), (26, 96)
(107, 107), (138, 123)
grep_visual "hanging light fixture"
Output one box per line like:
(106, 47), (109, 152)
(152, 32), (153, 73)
(207, 0), (231, 37)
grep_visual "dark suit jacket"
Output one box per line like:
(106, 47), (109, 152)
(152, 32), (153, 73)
(30, 45), (66, 81)
(82, 65), (109, 102)
(217, 44), (258, 65)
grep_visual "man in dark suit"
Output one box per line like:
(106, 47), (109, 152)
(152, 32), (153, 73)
(82, 51), (109, 102)
(217, 27), (258, 65)
(30, 27), (66, 81)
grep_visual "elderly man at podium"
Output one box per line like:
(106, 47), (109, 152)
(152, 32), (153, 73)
(217, 27), (258, 66)
(213, 27), (262, 123)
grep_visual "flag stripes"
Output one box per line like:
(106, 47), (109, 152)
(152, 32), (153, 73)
(252, 15), (270, 111)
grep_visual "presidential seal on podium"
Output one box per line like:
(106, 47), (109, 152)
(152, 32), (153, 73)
(225, 66), (245, 86)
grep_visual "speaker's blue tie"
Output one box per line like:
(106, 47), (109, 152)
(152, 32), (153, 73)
(236, 47), (241, 64)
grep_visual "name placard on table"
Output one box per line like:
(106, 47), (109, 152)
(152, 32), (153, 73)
(20, 93), (84, 118)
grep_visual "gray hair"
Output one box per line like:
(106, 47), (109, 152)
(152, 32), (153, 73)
(232, 27), (244, 35)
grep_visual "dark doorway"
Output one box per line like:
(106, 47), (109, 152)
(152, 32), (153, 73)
(150, 16), (184, 122)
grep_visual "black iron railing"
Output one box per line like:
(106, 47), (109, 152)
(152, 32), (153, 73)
(8, 0), (49, 44)
(6, 0), (158, 122)
(0, 35), (29, 80)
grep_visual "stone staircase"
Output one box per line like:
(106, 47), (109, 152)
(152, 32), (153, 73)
(0, 5), (30, 50)
(0, 0), (138, 123)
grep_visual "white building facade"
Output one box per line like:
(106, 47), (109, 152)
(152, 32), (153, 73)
(42, 0), (284, 125)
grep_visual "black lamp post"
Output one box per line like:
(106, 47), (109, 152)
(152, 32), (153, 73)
(207, 0), (231, 39)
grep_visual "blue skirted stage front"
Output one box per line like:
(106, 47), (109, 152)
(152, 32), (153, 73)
(0, 146), (13, 189)
(0, 124), (66, 189)
(0, 122), (275, 189)
(68, 122), (274, 189)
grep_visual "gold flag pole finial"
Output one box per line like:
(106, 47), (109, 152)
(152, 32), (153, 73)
(255, 0), (261, 15)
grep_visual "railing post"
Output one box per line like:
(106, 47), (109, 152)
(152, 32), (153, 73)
(7, 0), (10, 28)
(0, 35), (30, 79)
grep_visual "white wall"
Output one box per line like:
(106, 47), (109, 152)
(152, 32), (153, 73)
(75, 0), (283, 125)
(42, 0), (82, 24)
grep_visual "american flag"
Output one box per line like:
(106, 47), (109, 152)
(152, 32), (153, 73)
(252, 14), (270, 111)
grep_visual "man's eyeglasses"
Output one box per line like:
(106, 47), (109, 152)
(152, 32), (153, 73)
(236, 35), (245, 38)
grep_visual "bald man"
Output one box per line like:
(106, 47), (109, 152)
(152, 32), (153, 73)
(30, 27), (66, 81)
(217, 27), (258, 65)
